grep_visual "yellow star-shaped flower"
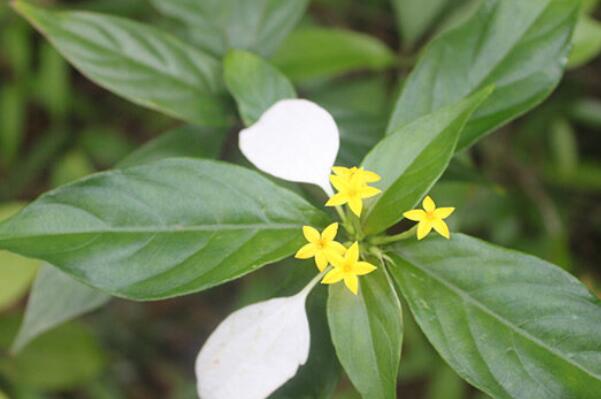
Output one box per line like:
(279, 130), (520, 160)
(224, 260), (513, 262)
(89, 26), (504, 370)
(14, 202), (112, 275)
(403, 196), (455, 240)
(295, 223), (346, 271)
(321, 242), (377, 295)
(325, 171), (381, 217)
(331, 166), (381, 184)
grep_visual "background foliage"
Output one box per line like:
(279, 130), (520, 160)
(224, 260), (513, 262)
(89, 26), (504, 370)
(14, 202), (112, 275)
(0, 0), (600, 398)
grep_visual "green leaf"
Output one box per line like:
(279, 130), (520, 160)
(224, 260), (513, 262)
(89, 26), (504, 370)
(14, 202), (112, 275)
(272, 27), (396, 82)
(362, 87), (492, 235)
(224, 50), (296, 126)
(0, 315), (105, 391)
(150, 0), (309, 57)
(12, 264), (110, 353)
(117, 125), (228, 168)
(387, 0), (580, 150)
(389, 234), (601, 399)
(568, 15), (601, 68)
(13, 1), (229, 126)
(327, 266), (402, 399)
(0, 203), (40, 310)
(0, 158), (328, 300)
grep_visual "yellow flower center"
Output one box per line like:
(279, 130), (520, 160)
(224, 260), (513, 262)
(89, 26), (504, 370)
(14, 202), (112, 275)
(342, 262), (353, 273)
(426, 211), (436, 220)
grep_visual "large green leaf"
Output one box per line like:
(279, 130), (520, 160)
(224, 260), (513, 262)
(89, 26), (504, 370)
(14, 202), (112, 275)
(13, 1), (228, 126)
(117, 125), (228, 168)
(224, 50), (296, 126)
(327, 266), (402, 399)
(12, 264), (110, 353)
(0, 158), (328, 300)
(389, 234), (601, 399)
(150, 0), (309, 57)
(362, 87), (492, 235)
(272, 27), (396, 82)
(387, 0), (580, 150)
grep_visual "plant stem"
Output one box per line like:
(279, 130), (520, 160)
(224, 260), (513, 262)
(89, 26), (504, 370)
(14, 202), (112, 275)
(299, 267), (329, 298)
(369, 226), (417, 246)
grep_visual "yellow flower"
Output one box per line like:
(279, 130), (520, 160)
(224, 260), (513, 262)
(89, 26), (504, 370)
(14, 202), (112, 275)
(331, 166), (381, 184)
(403, 196), (455, 240)
(325, 170), (381, 217)
(295, 223), (346, 271)
(321, 242), (377, 295)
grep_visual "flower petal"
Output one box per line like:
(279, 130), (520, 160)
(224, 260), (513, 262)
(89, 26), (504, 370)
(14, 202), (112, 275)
(422, 196), (436, 212)
(431, 219), (451, 239)
(434, 207), (455, 219)
(328, 241), (347, 255)
(359, 185), (381, 199)
(403, 209), (426, 221)
(295, 243), (316, 259)
(239, 99), (339, 195)
(417, 220), (433, 240)
(327, 252), (345, 269)
(322, 268), (344, 284)
(346, 242), (360, 263)
(348, 196), (363, 216)
(196, 289), (311, 399)
(332, 166), (352, 177)
(354, 261), (377, 275)
(325, 193), (348, 207)
(344, 275), (359, 295)
(321, 222), (338, 241)
(302, 226), (320, 243)
(315, 251), (329, 271)
(359, 169), (381, 183)
(329, 175), (349, 192)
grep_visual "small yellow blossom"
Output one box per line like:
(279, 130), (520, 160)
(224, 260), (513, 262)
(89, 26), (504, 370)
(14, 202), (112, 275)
(326, 168), (381, 217)
(295, 223), (346, 271)
(321, 242), (377, 295)
(403, 196), (455, 240)
(331, 166), (381, 184)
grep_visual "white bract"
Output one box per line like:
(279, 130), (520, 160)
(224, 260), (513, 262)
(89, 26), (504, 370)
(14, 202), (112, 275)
(195, 276), (320, 399)
(239, 99), (339, 195)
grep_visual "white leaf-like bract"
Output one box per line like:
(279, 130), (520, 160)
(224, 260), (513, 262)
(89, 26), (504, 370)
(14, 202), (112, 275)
(195, 282), (314, 399)
(239, 99), (339, 195)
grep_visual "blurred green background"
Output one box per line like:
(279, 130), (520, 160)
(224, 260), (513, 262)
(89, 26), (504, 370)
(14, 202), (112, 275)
(1, 0), (600, 398)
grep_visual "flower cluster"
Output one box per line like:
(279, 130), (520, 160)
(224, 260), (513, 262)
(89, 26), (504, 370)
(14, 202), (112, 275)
(297, 166), (456, 295)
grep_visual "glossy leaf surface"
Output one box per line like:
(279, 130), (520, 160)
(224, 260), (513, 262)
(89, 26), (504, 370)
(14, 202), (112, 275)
(387, 0), (580, 150)
(362, 87), (492, 234)
(224, 50), (296, 126)
(327, 266), (402, 399)
(14, 1), (228, 126)
(0, 159), (328, 300)
(389, 234), (601, 399)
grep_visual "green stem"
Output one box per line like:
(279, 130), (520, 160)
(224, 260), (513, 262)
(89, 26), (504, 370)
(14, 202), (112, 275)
(299, 267), (329, 297)
(369, 226), (417, 246)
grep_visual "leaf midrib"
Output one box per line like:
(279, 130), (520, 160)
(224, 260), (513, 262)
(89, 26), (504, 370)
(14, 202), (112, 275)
(26, 8), (215, 95)
(0, 223), (304, 241)
(398, 253), (601, 382)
